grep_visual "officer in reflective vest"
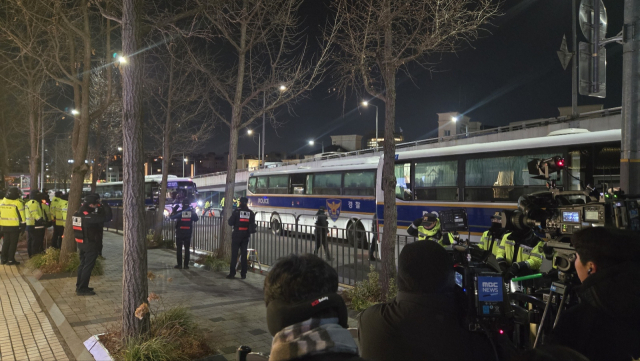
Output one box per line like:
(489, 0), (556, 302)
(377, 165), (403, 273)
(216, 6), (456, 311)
(496, 228), (545, 278)
(50, 191), (62, 247)
(170, 198), (199, 269)
(226, 197), (256, 279)
(407, 212), (456, 246)
(478, 212), (506, 257)
(1, 187), (26, 265)
(54, 193), (68, 249)
(25, 191), (48, 257)
(73, 194), (106, 296)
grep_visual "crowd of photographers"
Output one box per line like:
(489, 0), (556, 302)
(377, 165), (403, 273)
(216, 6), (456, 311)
(255, 217), (640, 361)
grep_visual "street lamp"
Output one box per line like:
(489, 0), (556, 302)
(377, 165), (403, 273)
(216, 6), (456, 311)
(452, 116), (459, 122)
(183, 155), (188, 178)
(71, 109), (79, 115)
(117, 146), (123, 151)
(118, 56), (127, 64)
(309, 140), (324, 153)
(362, 101), (379, 149)
(261, 84), (288, 166)
(247, 129), (261, 168)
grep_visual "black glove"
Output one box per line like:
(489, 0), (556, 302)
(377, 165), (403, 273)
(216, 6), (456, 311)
(509, 262), (528, 278)
(19, 223), (26, 234)
(498, 260), (508, 273)
(171, 205), (179, 214)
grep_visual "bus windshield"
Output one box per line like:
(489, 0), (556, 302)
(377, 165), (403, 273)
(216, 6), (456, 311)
(164, 181), (197, 205)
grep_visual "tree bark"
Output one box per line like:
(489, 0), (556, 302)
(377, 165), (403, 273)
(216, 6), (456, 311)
(28, 94), (40, 192)
(379, 0), (397, 297)
(121, 0), (149, 338)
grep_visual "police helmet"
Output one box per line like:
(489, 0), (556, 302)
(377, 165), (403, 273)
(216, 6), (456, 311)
(239, 197), (248, 205)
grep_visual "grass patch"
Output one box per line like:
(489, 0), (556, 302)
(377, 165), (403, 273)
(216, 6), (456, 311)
(344, 266), (398, 312)
(102, 306), (213, 361)
(26, 247), (104, 275)
(146, 230), (174, 249)
(195, 254), (229, 272)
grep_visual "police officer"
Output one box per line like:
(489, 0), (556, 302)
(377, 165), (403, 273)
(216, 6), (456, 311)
(92, 194), (112, 259)
(477, 212), (506, 257)
(407, 212), (456, 246)
(73, 194), (106, 296)
(170, 198), (199, 269)
(50, 191), (61, 248)
(226, 197), (256, 279)
(53, 192), (68, 249)
(495, 228), (545, 278)
(25, 191), (48, 258)
(313, 206), (332, 261)
(0, 187), (26, 265)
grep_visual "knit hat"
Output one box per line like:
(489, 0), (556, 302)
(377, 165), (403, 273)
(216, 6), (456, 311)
(397, 241), (454, 294)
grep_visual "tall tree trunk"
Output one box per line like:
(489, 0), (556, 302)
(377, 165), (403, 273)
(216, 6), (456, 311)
(121, 0), (149, 338)
(380, 2), (397, 297)
(219, 119), (240, 259)
(90, 126), (104, 193)
(29, 99), (39, 192)
(152, 140), (171, 243)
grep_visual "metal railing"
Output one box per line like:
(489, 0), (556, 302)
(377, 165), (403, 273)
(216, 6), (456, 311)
(162, 215), (424, 286)
(104, 207), (158, 234)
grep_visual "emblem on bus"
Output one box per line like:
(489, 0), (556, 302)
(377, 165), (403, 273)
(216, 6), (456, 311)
(326, 199), (341, 222)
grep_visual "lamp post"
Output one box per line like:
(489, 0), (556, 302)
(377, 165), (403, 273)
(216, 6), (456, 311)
(261, 85), (287, 166)
(183, 153), (187, 178)
(362, 101), (379, 149)
(248, 129), (261, 168)
(309, 140), (324, 153)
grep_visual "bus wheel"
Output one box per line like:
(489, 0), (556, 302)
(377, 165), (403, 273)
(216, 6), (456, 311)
(347, 221), (366, 249)
(271, 215), (283, 236)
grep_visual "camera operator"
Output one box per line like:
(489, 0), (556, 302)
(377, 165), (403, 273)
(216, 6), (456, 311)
(496, 228), (544, 278)
(546, 227), (640, 361)
(407, 212), (456, 246)
(358, 241), (494, 360)
(478, 212), (506, 256)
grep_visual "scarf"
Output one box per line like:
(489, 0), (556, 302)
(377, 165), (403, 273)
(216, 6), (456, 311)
(270, 318), (358, 361)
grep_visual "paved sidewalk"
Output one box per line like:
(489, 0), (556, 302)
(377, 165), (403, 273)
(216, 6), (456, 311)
(33, 231), (357, 360)
(0, 259), (71, 360)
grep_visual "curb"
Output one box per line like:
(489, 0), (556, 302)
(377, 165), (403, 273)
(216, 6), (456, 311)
(23, 271), (95, 361)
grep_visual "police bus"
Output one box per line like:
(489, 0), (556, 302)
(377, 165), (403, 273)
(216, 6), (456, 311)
(94, 175), (198, 213)
(247, 129), (621, 246)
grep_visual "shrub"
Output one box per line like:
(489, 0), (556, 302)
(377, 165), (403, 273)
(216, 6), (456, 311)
(123, 336), (183, 361)
(345, 266), (397, 311)
(197, 254), (229, 272)
(25, 247), (104, 276)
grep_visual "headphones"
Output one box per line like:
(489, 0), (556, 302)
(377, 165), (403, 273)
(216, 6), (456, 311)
(266, 293), (349, 336)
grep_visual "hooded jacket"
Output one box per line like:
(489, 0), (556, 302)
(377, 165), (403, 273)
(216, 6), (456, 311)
(548, 261), (640, 361)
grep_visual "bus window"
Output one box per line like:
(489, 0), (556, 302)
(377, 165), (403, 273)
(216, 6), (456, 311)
(343, 171), (375, 196)
(257, 177), (268, 194)
(268, 175), (289, 194)
(314, 173), (341, 195)
(290, 173), (306, 194)
(465, 154), (560, 201)
(248, 177), (257, 194)
(414, 160), (458, 201)
(395, 163), (412, 200)
(144, 183), (154, 199)
(306, 174), (314, 195)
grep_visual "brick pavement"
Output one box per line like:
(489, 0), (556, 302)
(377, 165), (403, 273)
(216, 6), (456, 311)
(33, 231), (356, 360)
(0, 259), (72, 360)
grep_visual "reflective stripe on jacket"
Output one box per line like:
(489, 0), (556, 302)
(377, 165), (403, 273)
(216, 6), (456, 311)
(495, 233), (544, 270)
(55, 200), (68, 226)
(25, 200), (45, 227)
(478, 230), (502, 257)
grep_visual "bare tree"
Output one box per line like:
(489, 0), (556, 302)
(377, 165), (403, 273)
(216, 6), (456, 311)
(0, 80), (21, 186)
(50, 135), (74, 190)
(188, 0), (337, 258)
(332, 0), (500, 294)
(144, 35), (212, 244)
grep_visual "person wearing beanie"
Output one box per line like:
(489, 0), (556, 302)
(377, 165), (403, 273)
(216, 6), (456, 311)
(73, 193), (106, 296)
(25, 191), (48, 257)
(263, 254), (365, 361)
(0, 187), (26, 265)
(357, 241), (494, 361)
(226, 196), (256, 279)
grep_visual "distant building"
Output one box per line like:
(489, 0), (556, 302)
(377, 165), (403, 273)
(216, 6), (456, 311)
(437, 112), (482, 138)
(330, 135), (363, 151)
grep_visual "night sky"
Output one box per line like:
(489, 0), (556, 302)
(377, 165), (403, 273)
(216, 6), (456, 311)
(222, 0), (624, 157)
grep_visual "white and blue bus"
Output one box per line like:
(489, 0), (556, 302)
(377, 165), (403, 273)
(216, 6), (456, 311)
(382, 129), (621, 241)
(94, 175), (198, 212)
(247, 156), (379, 246)
(247, 129), (621, 246)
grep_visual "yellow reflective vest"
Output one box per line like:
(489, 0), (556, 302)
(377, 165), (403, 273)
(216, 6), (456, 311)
(478, 230), (503, 257)
(50, 197), (60, 221)
(495, 233), (544, 271)
(0, 198), (26, 228)
(55, 200), (68, 226)
(25, 200), (46, 227)
(410, 219), (456, 246)
(42, 201), (51, 222)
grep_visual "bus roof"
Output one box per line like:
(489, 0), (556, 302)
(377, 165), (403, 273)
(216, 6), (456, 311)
(250, 156), (379, 176)
(395, 129), (621, 161)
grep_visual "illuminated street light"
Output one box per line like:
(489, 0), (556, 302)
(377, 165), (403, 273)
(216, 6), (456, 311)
(118, 56), (127, 64)
(362, 101), (369, 106)
(279, 85), (287, 91)
(117, 147), (123, 151)
(452, 116), (459, 122)
(247, 129), (253, 135)
(308, 140), (314, 145)
(71, 109), (79, 115)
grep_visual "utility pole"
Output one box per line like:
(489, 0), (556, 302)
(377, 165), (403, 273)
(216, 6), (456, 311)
(40, 115), (45, 190)
(262, 92), (266, 167)
(621, 0), (640, 194)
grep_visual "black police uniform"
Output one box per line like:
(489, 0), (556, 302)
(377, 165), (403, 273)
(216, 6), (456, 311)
(314, 208), (332, 260)
(96, 201), (112, 257)
(170, 204), (199, 268)
(227, 203), (256, 278)
(73, 202), (105, 295)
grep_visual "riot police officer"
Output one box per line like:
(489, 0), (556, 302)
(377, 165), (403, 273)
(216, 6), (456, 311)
(0, 187), (26, 265)
(226, 197), (256, 279)
(25, 191), (48, 257)
(54, 192), (68, 249)
(477, 212), (506, 256)
(50, 191), (62, 249)
(73, 194), (106, 296)
(496, 228), (545, 278)
(407, 212), (456, 246)
(170, 198), (199, 269)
